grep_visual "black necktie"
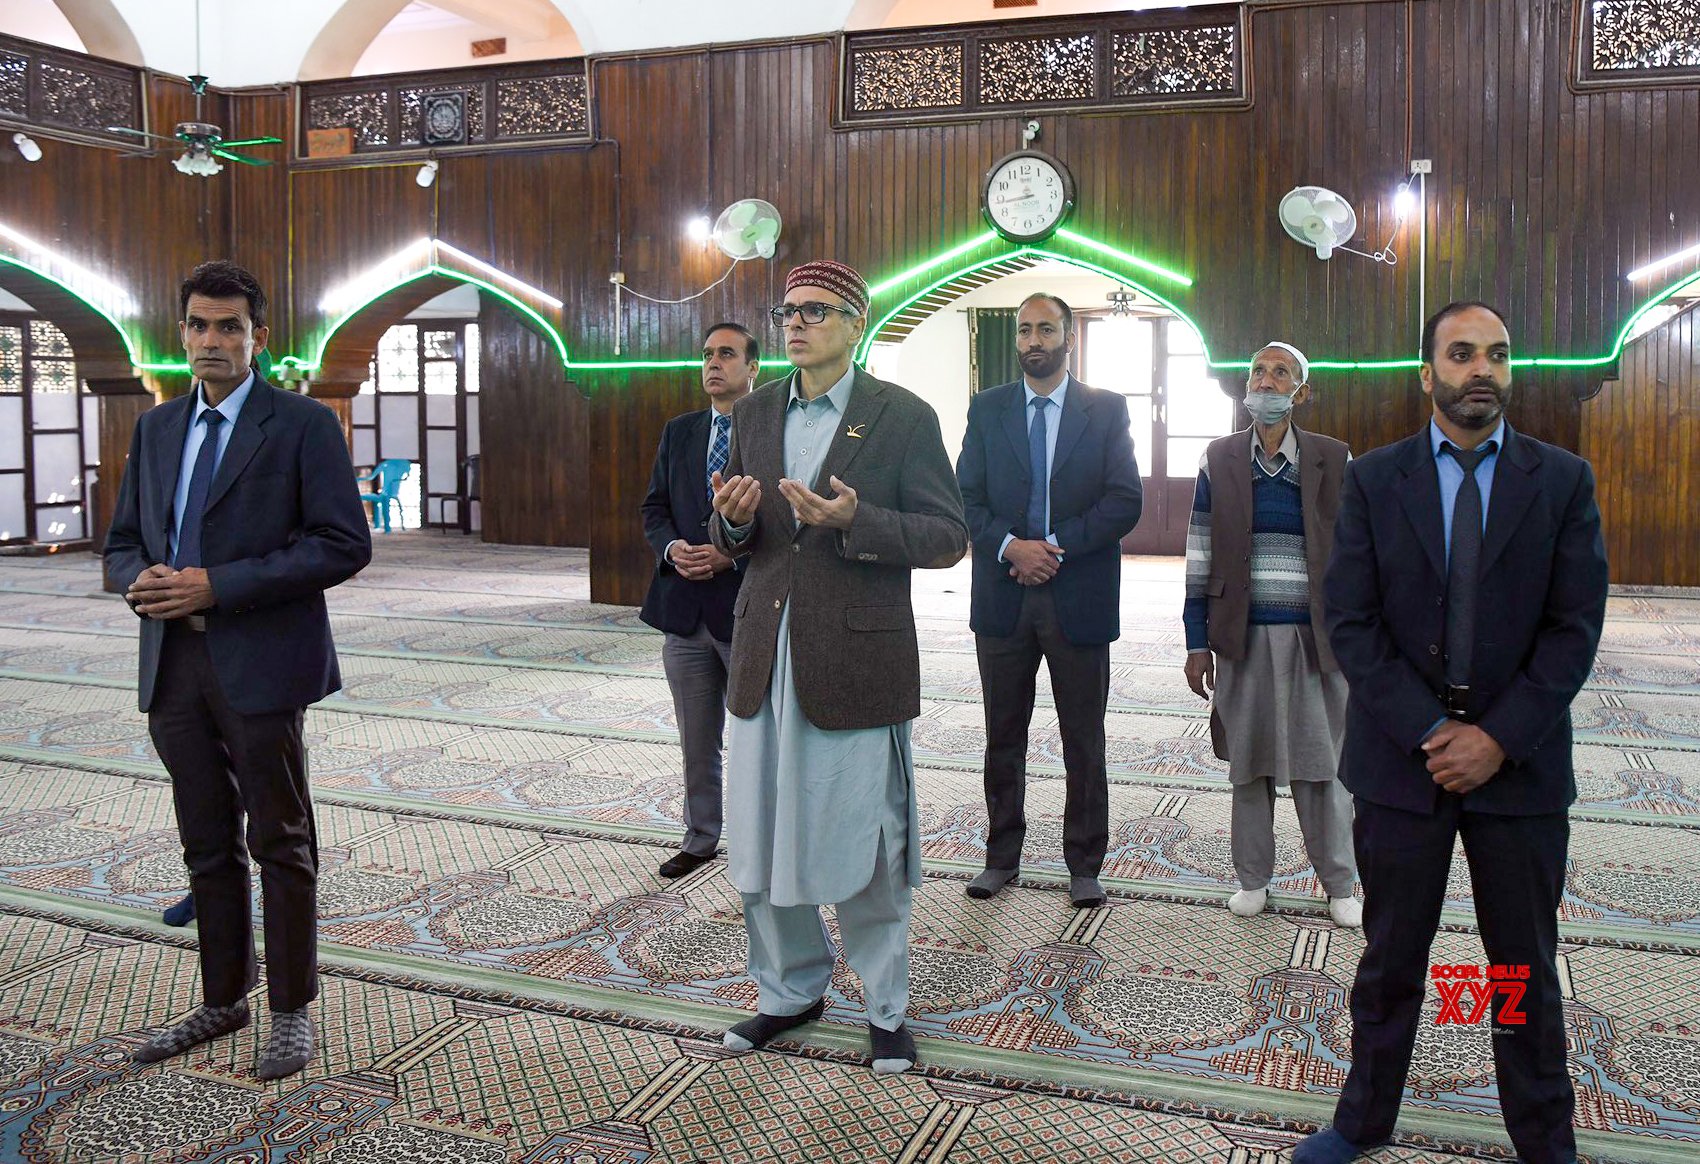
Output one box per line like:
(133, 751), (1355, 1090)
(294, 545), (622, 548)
(1442, 442), (1492, 686)
(174, 411), (225, 569)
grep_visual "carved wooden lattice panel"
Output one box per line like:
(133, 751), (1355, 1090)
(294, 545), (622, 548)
(839, 6), (1247, 127)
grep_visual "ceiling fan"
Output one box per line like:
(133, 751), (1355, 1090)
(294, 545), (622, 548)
(105, 1), (280, 176)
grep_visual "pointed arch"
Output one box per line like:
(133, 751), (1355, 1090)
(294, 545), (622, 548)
(858, 244), (1213, 365)
(0, 252), (142, 389)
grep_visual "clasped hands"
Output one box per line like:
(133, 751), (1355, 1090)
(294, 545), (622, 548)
(127, 564), (215, 620)
(668, 541), (735, 581)
(711, 471), (859, 530)
(1422, 721), (1505, 795)
(1005, 537), (1064, 586)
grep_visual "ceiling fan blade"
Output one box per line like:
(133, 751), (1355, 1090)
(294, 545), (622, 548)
(211, 148), (272, 166)
(218, 136), (283, 148)
(107, 126), (178, 144)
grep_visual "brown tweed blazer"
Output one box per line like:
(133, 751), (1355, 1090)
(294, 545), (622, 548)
(709, 367), (967, 729)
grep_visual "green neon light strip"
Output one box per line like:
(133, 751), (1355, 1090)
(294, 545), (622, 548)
(268, 236), (1700, 376)
(1053, 228), (1193, 288)
(298, 264), (570, 373)
(0, 252), (143, 366)
(866, 232), (1001, 296)
(857, 244), (1213, 365)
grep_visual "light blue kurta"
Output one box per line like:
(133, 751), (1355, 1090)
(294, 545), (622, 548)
(724, 367), (922, 907)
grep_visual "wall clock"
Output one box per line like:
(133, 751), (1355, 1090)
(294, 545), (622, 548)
(983, 149), (1075, 243)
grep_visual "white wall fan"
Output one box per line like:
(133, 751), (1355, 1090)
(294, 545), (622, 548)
(713, 199), (782, 260)
(1277, 185), (1399, 265)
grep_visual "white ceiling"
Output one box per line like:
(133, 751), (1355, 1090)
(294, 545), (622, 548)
(1, 0), (1226, 86)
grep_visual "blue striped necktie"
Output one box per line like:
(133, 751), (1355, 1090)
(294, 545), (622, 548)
(707, 414), (729, 503)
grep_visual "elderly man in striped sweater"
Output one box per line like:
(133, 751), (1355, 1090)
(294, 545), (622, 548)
(1182, 342), (1361, 928)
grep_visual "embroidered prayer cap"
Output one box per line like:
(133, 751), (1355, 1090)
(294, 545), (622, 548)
(784, 260), (869, 318)
(1254, 341), (1309, 385)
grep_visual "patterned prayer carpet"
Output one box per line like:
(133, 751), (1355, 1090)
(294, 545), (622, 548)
(0, 535), (1696, 1163)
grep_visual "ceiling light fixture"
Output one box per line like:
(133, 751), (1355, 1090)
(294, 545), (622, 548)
(12, 133), (41, 162)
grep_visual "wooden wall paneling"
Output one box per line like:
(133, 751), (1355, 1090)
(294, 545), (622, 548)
(586, 369), (703, 606)
(1580, 303), (1700, 586)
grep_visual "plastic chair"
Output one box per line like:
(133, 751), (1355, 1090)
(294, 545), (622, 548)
(355, 458), (413, 532)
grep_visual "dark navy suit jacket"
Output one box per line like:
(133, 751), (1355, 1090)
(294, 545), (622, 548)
(638, 408), (743, 642)
(957, 377), (1143, 646)
(103, 379), (373, 715)
(1323, 423), (1608, 816)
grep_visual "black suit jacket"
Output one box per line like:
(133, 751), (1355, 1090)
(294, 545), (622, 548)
(1323, 423), (1608, 816)
(957, 377), (1143, 645)
(638, 407), (743, 641)
(103, 379), (373, 715)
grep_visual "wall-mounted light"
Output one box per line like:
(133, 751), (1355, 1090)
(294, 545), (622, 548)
(686, 215), (712, 242)
(1393, 182), (1416, 219)
(416, 158), (439, 188)
(1627, 241), (1700, 282)
(12, 133), (41, 162)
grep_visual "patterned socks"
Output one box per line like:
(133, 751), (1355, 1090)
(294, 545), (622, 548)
(133, 1000), (251, 1064)
(257, 1008), (316, 1081)
(722, 998), (826, 1052)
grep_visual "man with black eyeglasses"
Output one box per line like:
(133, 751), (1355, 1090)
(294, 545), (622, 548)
(707, 260), (966, 1075)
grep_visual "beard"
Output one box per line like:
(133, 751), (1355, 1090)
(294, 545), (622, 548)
(1431, 370), (1510, 429)
(1019, 346), (1067, 380)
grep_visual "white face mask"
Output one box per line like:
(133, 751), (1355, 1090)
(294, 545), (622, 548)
(1243, 390), (1296, 426)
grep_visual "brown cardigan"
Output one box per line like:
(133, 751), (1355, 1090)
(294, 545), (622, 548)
(709, 367), (967, 729)
(1202, 424), (1349, 672)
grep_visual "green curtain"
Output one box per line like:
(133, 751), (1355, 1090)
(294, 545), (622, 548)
(969, 307), (1021, 395)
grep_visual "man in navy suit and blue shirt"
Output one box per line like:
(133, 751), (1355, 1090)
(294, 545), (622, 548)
(104, 261), (372, 1081)
(1295, 303), (1608, 1164)
(639, 322), (757, 878)
(957, 293), (1143, 908)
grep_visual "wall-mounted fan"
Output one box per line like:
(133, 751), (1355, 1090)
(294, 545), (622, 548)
(713, 199), (782, 260)
(1278, 186), (1358, 260)
(105, 2), (281, 176)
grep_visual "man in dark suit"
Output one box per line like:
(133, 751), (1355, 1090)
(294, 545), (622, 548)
(638, 322), (757, 878)
(957, 293), (1143, 909)
(1295, 303), (1607, 1164)
(104, 261), (372, 1081)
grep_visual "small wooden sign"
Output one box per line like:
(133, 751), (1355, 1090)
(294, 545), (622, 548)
(306, 126), (354, 157)
(471, 37), (506, 58)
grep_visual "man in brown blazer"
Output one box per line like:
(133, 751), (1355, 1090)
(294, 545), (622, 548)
(708, 259), (967, 1075)
(1181, 341), (1359, 928)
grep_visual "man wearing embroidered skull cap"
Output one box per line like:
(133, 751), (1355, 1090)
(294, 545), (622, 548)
(1182, 341), (1360, 927)
(708, 259), (967, 1074)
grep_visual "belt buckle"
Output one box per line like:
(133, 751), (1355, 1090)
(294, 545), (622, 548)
(1444, 684), (1470, 721)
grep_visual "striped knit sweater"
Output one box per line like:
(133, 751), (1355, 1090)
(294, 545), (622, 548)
(1183, 449), (1312, 652)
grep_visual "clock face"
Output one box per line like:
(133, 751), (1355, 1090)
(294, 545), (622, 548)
(983, 151), (1073, 243)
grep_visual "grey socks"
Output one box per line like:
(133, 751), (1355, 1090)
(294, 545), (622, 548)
(965, 867), (1019, 899)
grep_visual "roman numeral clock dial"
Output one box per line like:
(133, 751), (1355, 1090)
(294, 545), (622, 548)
(982, 149), (1075, 244)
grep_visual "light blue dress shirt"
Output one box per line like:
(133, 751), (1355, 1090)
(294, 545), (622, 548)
(1429, 416), (1504, 567)
(998, 375), (1070, 562)
(170, 373), (255, 561)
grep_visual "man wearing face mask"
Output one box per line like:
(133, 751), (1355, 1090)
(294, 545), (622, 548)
(1182, 342), (1359, 927)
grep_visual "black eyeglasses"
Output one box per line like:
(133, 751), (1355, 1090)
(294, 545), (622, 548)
(769, 302), (857, 327)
